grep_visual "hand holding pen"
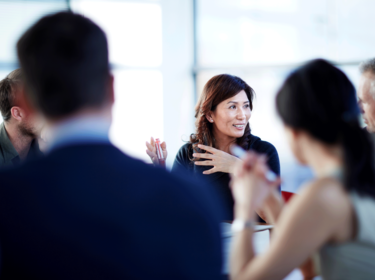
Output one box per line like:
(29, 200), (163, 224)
(146, 137), (167, 167)
(230, 145), (281, 219)
(231, 145), (277, 181)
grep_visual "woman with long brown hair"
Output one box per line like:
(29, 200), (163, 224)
(146, 74), (280, 220)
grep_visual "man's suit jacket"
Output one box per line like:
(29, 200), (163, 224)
(0, 143), (222, 279)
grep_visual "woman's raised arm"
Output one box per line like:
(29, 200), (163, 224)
(230, 155), (351, 280)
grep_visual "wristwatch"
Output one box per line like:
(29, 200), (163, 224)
(231, 219), (255, 233)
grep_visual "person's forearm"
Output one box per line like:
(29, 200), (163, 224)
(230, 207), (256, 280)
(263, 193), (317, 278)
(263, 192), (284, 224)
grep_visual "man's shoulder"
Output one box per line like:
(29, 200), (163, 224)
(0, 142), (221, 220)
(0, 122), (18, 168)
(0, 143), (201, 193)
(0, 143), (141, 180)
(0, 141), (6, 166)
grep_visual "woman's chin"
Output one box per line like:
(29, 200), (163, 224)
(230, 130), (245, 138)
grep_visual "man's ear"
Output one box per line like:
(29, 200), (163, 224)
(205, 112), (214, 123)
(10, 106), (24, 121)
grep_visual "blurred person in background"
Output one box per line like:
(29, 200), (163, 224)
(0, 12), (222, 279)
(229, 59), (375, 280)
(146, 74), (280, 222)
(358, 58), (375, 133)
(0, 69), (44, 168)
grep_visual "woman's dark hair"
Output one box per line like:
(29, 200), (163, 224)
(189, 74), (255, 156)
(276, 59), (375, 198)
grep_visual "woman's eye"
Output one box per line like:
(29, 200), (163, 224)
(244, 104), (250, 108)
(229, 105), (236, 109)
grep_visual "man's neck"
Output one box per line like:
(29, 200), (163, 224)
(4, 122), (33, 160)
(45, 108), (112, 152)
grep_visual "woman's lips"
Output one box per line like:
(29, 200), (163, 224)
(233, 124), (245, 130)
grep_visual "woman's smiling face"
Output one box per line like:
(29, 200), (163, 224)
(208, 90), (251, 139)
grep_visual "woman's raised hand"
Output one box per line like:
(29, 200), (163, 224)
(231, 152), (281, 219)
(193, 144), (242, 174)
(146, 137), (168, 166)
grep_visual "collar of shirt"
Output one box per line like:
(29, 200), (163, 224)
(0, 122), (43, 166)
(47, 116), (111, 153)
(0, 122), (19, 164)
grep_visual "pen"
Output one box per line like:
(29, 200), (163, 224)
(230, 145), (277, 182)
(155, 138), (166, 168)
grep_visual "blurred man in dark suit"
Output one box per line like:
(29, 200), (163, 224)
(0, 12), (222, 279)
(0, 69), (43, 168)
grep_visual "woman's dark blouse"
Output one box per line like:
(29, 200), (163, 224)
(171, 134), (280, 221)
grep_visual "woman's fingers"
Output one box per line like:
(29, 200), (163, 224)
(242, 152), (258, 171)
(193, 153), (214, 159)
(203, 167), (217, 175)
(147, 137), (168, 164)
(194, 160), (214, 166)
(233, 152), (257, 178)
(146, 149), (158, 163)
(146, 149), (154, 157)
(253, 158), (281, 186)
(271, 177), (282, 188)
(145, 141), (155, 152)
(161, 141), (167, 151)
(197, 144), (216, 153)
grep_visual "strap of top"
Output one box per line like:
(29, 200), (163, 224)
(350, 192), (375, 245)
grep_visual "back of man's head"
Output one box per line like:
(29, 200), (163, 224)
(0, 69), (23, 121)
(359, 58), (375, 100)
(17, 12), (110, 121)
(360, 58), (375, 76)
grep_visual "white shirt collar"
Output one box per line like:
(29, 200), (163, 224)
(47, 115), (111, 153)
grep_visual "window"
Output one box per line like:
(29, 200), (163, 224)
(72, 0), (164, 161)
(195, 0), (375, 192)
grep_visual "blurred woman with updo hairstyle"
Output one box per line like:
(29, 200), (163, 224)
(146, 74), (280, 221)
(229, 59), (375, 279)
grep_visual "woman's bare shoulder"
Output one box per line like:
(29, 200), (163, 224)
(298, 177), (348, 205)
(290, 177), (353, 241)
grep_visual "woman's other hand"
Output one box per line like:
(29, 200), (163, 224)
(193, 144), (242, 174)
(146, 137), (168, 166)
(231, 152), (281, 219)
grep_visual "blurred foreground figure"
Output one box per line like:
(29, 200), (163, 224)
(0, 69), (43, 168)
(0, 12), (222, 279)
(229, 59), (375, 280)
(358, 58), (375, 133)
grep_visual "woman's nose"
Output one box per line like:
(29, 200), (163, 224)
(237, 108), (246, 119)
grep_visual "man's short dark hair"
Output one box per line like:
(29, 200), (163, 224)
(0, 69), (23, 121)
(360, 58), (375, 75)
(17, 12), (110, 120)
